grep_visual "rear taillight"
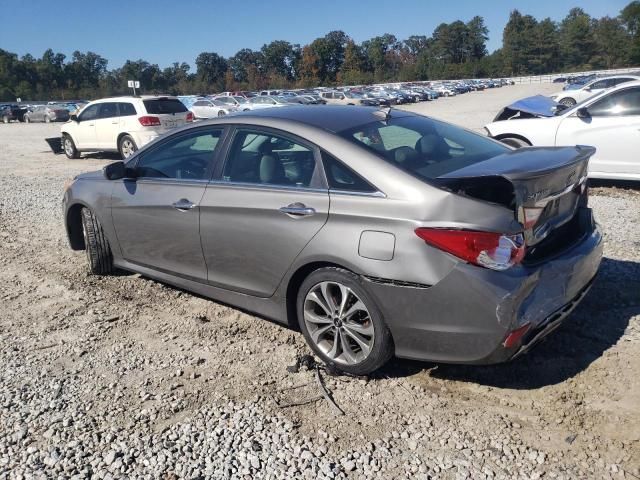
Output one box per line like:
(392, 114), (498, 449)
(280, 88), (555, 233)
(415, 228), (525, 271)
(186, 112), (194, 122)
(503, 323), (531, 348)
(138, 116), (161, 126)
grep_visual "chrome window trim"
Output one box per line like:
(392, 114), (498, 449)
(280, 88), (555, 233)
(206, 179), (386, 198)
(206, 179), (328, 194)
(131, 177), (211, 186)
(329, 189), (386, 198)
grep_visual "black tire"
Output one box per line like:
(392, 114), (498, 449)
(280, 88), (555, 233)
(118, 134), (138, 160)
(62, 134), (80, 159)
(296, 267), (393, 375)
(217, 110), (226, 117)
(81, 208), (114, 275)
(499, 136), (530, 149)
(559, 97), (576, 107)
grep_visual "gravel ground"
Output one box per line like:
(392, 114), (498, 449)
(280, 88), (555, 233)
(1, 83), (639, 479)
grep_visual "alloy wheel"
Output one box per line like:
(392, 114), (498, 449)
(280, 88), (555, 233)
(64, 138), (74, 156)
(121, 139), (135, 158)
(303, 281), (374, 365)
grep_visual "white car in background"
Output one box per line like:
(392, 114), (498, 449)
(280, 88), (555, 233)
(213, 95), (259, 111)
(485, 81), (640, 181)
(190, 99), (237, 119)
(550, 75), (640, 107)
(247, 96), (294, 108)
(61, 96), (193, 159)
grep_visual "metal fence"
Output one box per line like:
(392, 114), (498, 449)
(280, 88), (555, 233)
(509, 67), (640, 84)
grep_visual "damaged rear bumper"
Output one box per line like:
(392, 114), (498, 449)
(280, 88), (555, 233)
(363, 209), (603, 364)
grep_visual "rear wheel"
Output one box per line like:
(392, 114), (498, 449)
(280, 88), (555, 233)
(2, 115), (8, 124)
(499, 136), (530, 149)
(217, 110), (226, 117)
(559, 97), (576, 107)
(45, 115), (51, 123)
(297, 267), (393, 375)
(118, 134), (137, 159)
(24, 115), (30, 123)
(63, 135), (80, 159)
(81, 208), (114, 275)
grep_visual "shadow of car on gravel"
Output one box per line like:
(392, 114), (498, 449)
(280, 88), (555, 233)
(386, 257), (639, 389)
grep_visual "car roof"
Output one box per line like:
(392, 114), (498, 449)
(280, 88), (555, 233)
(223, 105), (415, 133)
(587, 74), (640, 84)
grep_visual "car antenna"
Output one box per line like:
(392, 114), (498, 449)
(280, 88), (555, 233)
(373, 106), (392, 121)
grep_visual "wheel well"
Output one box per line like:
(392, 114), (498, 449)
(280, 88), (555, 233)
(116, 132), (130, 147)
(494, 133), (532, 145)
(285, 261), (350, 329)
(66, 204), (85, 250)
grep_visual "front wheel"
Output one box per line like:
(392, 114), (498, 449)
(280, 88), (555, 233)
(2, 115), (8, 124)
(217, 110), (226, 117)
(24, 115), (30, 123)
(63, 135), (80, 159)
(297, 268), (393, 375)
(559, 97), (576, 107)
(45, 115), (51, 123)
(81, 208), (114, 275)
(118, 134), (138, 159)
(499, 136), (530, 149)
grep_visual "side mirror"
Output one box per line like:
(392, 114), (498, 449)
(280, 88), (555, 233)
(70, 114), (78, 122)
(103, 161), (127, 180)
(584, 87), (591, 92)
(576, 107), (591, 119)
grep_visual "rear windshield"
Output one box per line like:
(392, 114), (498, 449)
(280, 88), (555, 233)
(338, 115), (509, 180)
(143, 99), (188, 114)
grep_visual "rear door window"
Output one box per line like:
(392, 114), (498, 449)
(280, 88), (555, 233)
(321, 151), (377, 193)
(143, 99), (188, 114)
(97, 102), (118, 119)
(222, 130), (318, 188)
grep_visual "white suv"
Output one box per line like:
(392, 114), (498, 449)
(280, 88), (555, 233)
(61, 96), (193, 159)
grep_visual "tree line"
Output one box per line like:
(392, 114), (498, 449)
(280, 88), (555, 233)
(1, 2), (639, 101)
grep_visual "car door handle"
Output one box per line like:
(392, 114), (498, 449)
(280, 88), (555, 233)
(279, 203), (316, 217)
(172, 199), (196, 211)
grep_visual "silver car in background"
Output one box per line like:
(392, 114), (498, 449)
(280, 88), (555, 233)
(62, 106), (602, 375)
(25, 104), (70, 123)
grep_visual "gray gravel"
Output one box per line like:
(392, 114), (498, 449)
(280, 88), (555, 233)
(1, 88), (639, 479)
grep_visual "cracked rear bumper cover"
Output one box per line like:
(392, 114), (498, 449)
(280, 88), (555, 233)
(364, 211), (603, 365)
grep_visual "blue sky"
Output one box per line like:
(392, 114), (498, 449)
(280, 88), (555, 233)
(1, 0), (630, 69)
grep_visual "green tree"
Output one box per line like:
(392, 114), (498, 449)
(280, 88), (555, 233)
(591, 17), (632, 68)
(621, 1), (640, 63)
(195, 52), (228, 92)
(559, 8), (596, 69)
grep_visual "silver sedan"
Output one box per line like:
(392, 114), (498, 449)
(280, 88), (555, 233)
(62, 106), (602, 374)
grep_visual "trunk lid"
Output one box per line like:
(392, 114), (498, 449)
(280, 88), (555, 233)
(436, 146), (594, 246)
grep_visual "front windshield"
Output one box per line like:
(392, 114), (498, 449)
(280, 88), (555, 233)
(339, 115), (509, 180)
(234, 96), (248, 103)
